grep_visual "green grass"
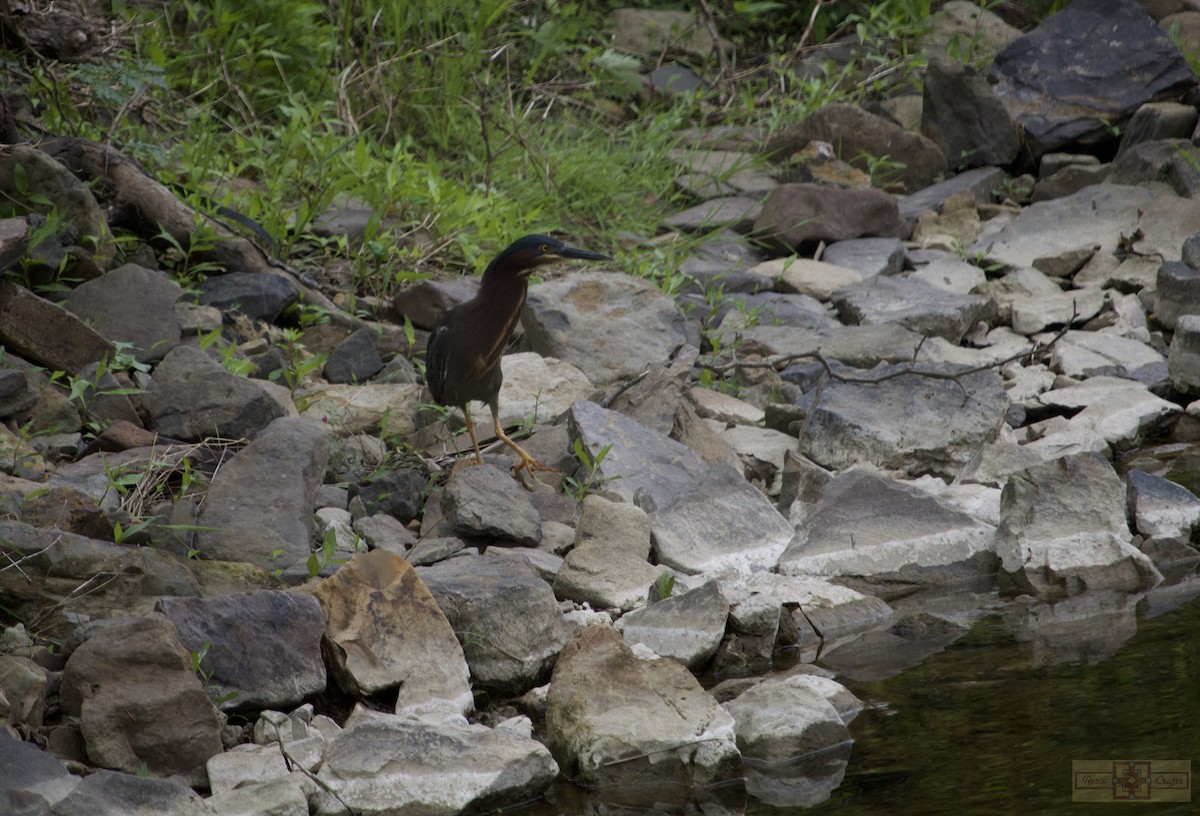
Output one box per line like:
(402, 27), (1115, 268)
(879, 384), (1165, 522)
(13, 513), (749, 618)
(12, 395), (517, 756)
(11, 0), (1016, 306)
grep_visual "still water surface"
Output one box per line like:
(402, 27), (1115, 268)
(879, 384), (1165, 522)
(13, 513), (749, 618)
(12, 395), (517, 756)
(763, 582), (1200, 816)
(536, 577), (1199, 815)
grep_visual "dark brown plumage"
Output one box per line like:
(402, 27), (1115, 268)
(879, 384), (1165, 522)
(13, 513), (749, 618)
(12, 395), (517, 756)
(426, 234), (609, 473)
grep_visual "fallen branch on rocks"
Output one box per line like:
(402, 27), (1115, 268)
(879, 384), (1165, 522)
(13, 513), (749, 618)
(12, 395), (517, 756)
(35, 136), (358, 329)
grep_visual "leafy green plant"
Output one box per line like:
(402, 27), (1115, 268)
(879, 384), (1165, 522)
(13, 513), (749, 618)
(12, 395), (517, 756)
(190, 641), (238, 705)
(653, 571), (676, 602)
(563, 439), (620, 502)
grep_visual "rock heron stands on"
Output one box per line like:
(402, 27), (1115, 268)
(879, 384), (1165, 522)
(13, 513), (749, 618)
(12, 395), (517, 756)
(426, 233), (609, 474)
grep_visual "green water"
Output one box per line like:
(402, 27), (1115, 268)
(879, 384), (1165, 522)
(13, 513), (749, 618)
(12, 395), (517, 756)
(789, 585), (1200, 815)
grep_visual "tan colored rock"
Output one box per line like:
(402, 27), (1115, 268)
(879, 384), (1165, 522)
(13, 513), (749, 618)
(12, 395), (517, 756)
(312, 550), (472, 715)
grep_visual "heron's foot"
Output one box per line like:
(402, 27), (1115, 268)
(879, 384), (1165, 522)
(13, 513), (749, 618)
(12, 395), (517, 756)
(513, 452), (559, 476)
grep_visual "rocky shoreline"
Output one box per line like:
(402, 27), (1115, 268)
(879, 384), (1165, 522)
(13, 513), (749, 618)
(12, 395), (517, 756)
(5, 1), (1200, 814)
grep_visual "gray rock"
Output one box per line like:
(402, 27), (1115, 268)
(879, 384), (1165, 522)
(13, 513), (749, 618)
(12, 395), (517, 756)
(546, 625), (741, 793)
(497, 352), (594, 426)
(206, 776), (308, 816)
(156, 590), (326, 711)
(194, 417), (330, 571)
(0, 655), (46, 730)
(147, 345), (286, 442)
(567, 400), (705, 508)
(921, 0), (1021, 64)
(1050, 329), (1166, 384)
(897, 166), (1008, 232)
(818, 237), (906, 278)
(663, 196), (762, 233)
(972, 185), (1158, 272)
(420, 553), (569, 694)
(1126, 470), (1200, 555)
(196, 271), (298, 323)
(523, 272), (688, 386)
(724, 573), (892, 645)
(650, 463), (796, 574)
(391, 277), (479, 331)
(1031, 162), (1113, 202)
(996, 452), (1163, 597)
(0, 729), (79, 809)
(313, 710), (558, 816)
(738, 323), (926, 369)
(0, 368), (38, 418)
(1117, 102), (1199, 155)
(610, 8), (729, 59)
(322, 327), (384, 384)
(50, 770), (215, 816)
(779, 469), (997, 587)
(1108, 138), (1200, 197)
(831, 275), (996, 342)
(1034, 376), (1178, 449)
(617, 580), (728, 669)
(989, 0), (1195, 157)
(794, 362), (1008, 478)
(352, 513), (417, 555)
(1157, 262), (1200, 329)
(714, 291), (836, 332)
(58, 614), (223, 786)
(442, 464), (541, 546)
(311, 550), (472, 715)
(907, 254), (987, 294)
(723, 674), (852, 761)
(921, 52), (1019, 170)
(754, 184), (905, 251)
(676, 231), (764, 294)
(61, 264), (183, 363)
(553, 541), (663, 613)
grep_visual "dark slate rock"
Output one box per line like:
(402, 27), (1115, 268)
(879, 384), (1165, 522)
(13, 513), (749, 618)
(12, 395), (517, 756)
(350, 468), (426, 524)
(989, 0), (1196, 157)
(764, 103), (946, 193)
(194, 416), (330, 571)
(1182, 229), (1200, 271)
(831, 275), (997, 343)
(420, 553), (570, 694)
(1116, 102), (1199, 155)
(156, 590), (327, 711)
(47, 770), (213, 816)
(1030, 163), (1112, 203)
(323, 327), (384, 384)
(795, 362), (1009, 477)
(392, 277), (480, 332)
(0, 280), (113, 375)
(0, 368), (38, 418)
(61, 264), (183, 363)
(146, 345), (285, 441)
(921, 52), (1019, 171)
(1155, 261), (1200, 328)
(195, 271), (298, 322)
(754, 185), (905, 252)
(1167, 314), (1200, 393)
(441, 464), (541, 546)
(1107, 138), (1200, 198)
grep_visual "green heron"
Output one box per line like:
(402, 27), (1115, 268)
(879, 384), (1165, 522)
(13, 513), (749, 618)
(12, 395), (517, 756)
(426, 234), (609, 474)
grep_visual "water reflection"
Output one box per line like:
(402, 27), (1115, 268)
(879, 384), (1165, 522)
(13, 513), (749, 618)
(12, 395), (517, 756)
(525, 568), (1200, 815)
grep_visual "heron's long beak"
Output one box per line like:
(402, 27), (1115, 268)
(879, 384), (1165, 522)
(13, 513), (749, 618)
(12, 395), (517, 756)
(555, 245), (611, 262)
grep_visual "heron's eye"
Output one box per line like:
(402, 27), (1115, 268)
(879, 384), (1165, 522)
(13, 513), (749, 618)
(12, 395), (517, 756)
(540, 243), (550, 253)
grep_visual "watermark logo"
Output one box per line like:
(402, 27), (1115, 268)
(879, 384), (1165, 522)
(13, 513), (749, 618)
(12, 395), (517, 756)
(1072, 760), (1191, 803)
